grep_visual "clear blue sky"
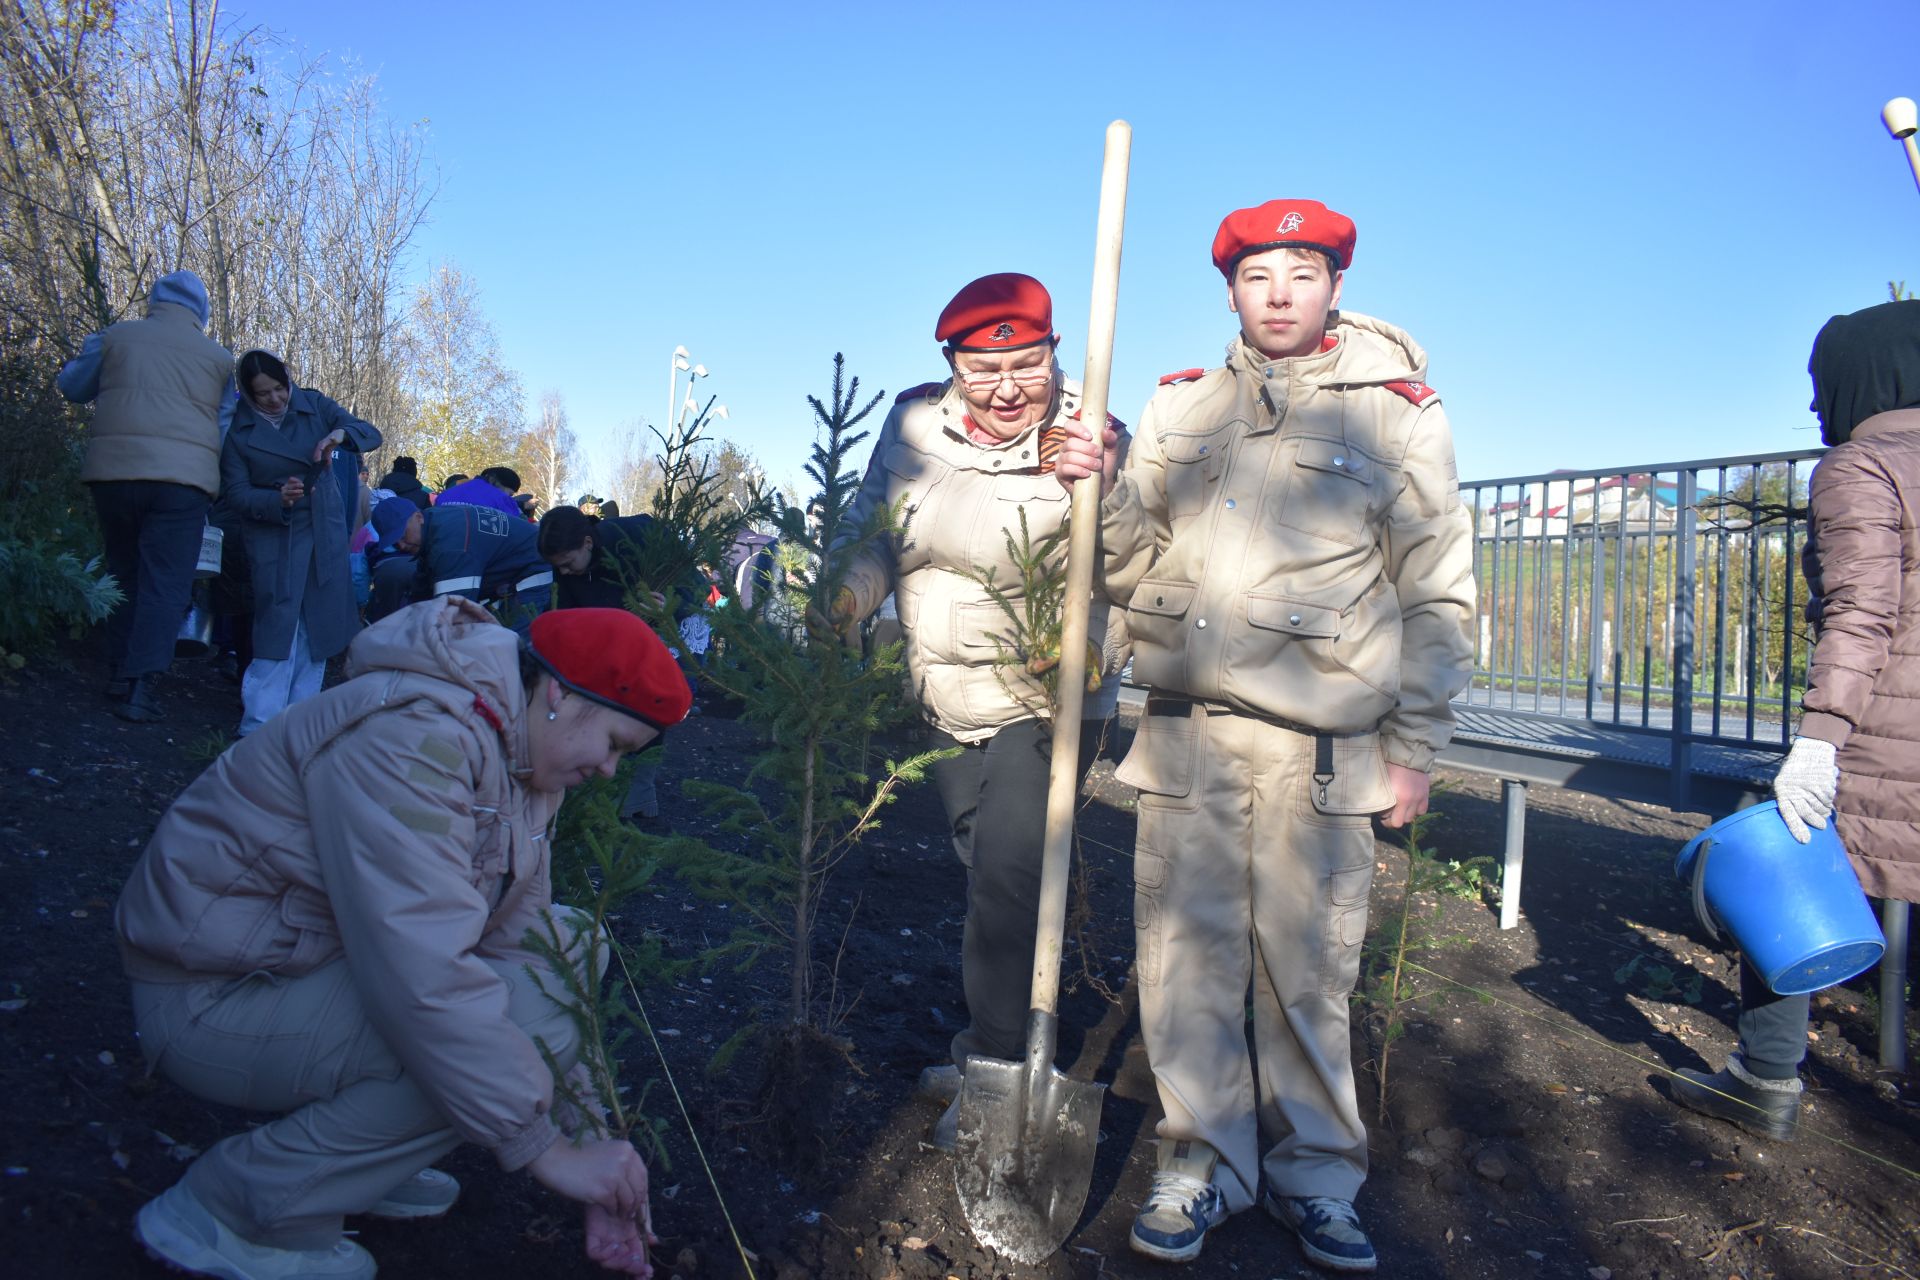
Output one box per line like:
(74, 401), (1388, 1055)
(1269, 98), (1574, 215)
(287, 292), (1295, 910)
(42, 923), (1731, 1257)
(246, 0), (1918, 494)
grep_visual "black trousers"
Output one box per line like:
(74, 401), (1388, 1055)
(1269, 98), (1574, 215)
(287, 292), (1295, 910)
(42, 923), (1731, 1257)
(929, 717), (1104, 1069)
(1735, 958), (1810, 1079)
(90, 480), (210, 681)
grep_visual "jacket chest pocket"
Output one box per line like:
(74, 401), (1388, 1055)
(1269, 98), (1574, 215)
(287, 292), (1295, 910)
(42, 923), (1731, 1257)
(973, 476), (1066, 568)
(1274, 438), (1380, 548)
(1162, 425), (1236, 522)
(883, 444), (952, 560)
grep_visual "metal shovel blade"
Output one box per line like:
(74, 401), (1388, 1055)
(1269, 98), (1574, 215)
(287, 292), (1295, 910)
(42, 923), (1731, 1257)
(954, 1014), (1106, 1265)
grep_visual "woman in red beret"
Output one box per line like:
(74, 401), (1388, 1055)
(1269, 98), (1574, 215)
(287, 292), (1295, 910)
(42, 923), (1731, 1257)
(115, 599), (691, 1278)
(833, 272), (1131, 1149)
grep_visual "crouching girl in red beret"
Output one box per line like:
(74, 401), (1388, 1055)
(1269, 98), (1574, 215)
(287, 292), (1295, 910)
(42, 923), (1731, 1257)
(116, 600), (691, 1278)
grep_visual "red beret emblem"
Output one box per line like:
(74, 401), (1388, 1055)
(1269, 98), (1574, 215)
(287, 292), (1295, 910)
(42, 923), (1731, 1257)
(1212, 199), (1357, 279)
(934, 273), (1055, 350)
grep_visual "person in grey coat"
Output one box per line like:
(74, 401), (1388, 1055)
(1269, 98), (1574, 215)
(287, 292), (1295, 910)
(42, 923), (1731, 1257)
(220, 349), (382, 735)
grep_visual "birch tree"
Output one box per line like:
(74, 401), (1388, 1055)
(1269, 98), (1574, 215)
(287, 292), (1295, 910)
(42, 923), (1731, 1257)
(383, 261), (525, 483)
(513, 389), (577, 511)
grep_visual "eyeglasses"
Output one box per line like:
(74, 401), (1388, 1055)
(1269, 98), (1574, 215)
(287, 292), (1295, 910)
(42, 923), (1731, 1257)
(954, 363), (1055, 394)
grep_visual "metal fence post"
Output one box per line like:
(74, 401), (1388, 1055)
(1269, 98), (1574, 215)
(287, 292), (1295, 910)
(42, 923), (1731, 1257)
(1499, 780), (1528, 930)
(1882, 899), (1910, 1073)
(1671, 470), (1698, 809)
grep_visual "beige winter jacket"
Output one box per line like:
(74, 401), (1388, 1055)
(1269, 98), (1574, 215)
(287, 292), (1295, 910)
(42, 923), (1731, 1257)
(81, 302), (233, 496)
(840, 378), (1128, 743)
(115, 598), (567, 1170)
(1101, 312), (1475, 772)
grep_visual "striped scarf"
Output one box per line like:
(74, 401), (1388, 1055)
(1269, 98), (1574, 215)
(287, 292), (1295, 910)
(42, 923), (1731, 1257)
(963, 416), (1068, 474)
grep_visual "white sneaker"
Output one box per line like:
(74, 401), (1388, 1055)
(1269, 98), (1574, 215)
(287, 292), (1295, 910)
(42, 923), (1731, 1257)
(366, 1167), (459, 1220)
(134, 1181), (376, 1279)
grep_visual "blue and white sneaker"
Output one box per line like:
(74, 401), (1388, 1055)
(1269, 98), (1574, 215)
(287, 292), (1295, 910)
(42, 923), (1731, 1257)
(1265, 1193), (1378, 1273)
(1128, 1140), (1230, 1263)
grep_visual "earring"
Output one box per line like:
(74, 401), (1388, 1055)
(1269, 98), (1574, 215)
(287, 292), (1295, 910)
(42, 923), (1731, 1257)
(547, 710), (558, 722)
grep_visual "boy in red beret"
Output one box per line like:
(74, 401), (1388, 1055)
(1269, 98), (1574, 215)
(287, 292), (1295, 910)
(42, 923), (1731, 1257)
(1057, 200), (1475, 1271)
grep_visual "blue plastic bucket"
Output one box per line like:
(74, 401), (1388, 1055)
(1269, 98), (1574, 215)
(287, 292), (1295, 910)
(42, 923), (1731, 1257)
(1674, 800), (1885, 996)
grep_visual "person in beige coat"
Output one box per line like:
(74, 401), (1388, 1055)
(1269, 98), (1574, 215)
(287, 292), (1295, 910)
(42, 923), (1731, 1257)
(1057, 201), (1475, 1272)
(116, 600), (691, 1279)
(57, 269), (234, 722)
(832, 273), (1129, 1150)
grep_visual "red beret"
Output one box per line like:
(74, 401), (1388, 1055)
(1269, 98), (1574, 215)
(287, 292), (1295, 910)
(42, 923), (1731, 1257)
(1211, 199), (1356, 279)
(528, 608), (692, 732)
(935, 273), (1054, 351)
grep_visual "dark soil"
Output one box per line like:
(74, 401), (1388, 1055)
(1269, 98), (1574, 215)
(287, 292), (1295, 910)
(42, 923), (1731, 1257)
(2, 652), (1917, 1280)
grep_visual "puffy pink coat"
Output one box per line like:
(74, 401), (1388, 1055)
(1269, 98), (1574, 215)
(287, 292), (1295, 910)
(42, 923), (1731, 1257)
(115, 598), (568, 1169)
(1797, 408), (1920, 903)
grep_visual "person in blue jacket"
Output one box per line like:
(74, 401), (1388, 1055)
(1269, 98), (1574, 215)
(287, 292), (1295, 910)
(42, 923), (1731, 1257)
(436, 466), (525, 519)
(365, 496), (552, 634)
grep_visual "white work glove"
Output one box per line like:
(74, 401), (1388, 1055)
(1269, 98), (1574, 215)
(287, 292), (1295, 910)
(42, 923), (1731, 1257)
(1773, 736), (1838, 844)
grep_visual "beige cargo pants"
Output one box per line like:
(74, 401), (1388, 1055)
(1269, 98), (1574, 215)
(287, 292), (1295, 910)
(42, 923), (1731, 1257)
(1119, 699), (1390, 1212)
(128, 908), (596, 1250)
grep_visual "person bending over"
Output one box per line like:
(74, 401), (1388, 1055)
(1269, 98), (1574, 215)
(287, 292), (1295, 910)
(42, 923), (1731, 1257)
(119, 602), (688, 1278)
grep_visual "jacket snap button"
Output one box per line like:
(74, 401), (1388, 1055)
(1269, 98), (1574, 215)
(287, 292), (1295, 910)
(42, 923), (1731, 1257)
(1289, 613), (1302, 626)
(1264, 367), (1274, 377)
(1155, 595), (1165, 606)
(1196, 618), (1207, 629)
(1332, 455), (1346, 468)
(1225, 498), (1236, 509)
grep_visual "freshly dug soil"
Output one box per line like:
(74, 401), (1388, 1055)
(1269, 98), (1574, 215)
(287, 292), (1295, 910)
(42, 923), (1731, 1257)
(1, 653), (1915, 1279)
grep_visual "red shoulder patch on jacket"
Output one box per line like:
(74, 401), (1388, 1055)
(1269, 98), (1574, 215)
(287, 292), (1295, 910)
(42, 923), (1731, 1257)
(1384, 379), (1438, 406)
(894, 381), (943, 405)
(471, 695), (504, 735)
(1158, 367), (1206, 386)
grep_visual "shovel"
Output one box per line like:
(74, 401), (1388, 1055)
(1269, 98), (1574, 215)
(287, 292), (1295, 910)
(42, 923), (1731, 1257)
(954, 119), (1131, 1266)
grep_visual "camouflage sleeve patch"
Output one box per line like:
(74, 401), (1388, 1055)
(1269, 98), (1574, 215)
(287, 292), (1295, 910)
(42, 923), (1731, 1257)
(407, 760), (458, 789)
(418, 736), (465, 771)
(388, 804), (453, 835)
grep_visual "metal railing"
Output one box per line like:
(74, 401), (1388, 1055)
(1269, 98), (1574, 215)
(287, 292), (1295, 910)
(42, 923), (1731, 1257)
(1460, 449), (1826, 773)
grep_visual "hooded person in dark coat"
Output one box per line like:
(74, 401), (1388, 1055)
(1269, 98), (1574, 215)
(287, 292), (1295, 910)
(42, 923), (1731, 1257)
(220, 349), (381, 735)
(378, 455), (432, 510)
(1669, 299), (1920, 1143)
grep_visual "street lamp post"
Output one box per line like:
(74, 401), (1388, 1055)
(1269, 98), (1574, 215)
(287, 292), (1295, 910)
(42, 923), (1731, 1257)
(1884, 97), (1920, 196)
(667, 345), (691, 440)
(676, 364), (709, 432)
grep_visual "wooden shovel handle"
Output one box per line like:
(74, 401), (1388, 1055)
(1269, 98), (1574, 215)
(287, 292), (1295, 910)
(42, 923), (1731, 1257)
(1029, 120), (1130, 1018)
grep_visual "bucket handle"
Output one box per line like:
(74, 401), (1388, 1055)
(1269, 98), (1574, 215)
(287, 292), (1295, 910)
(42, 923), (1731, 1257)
(1689, 836), (1722, 942)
